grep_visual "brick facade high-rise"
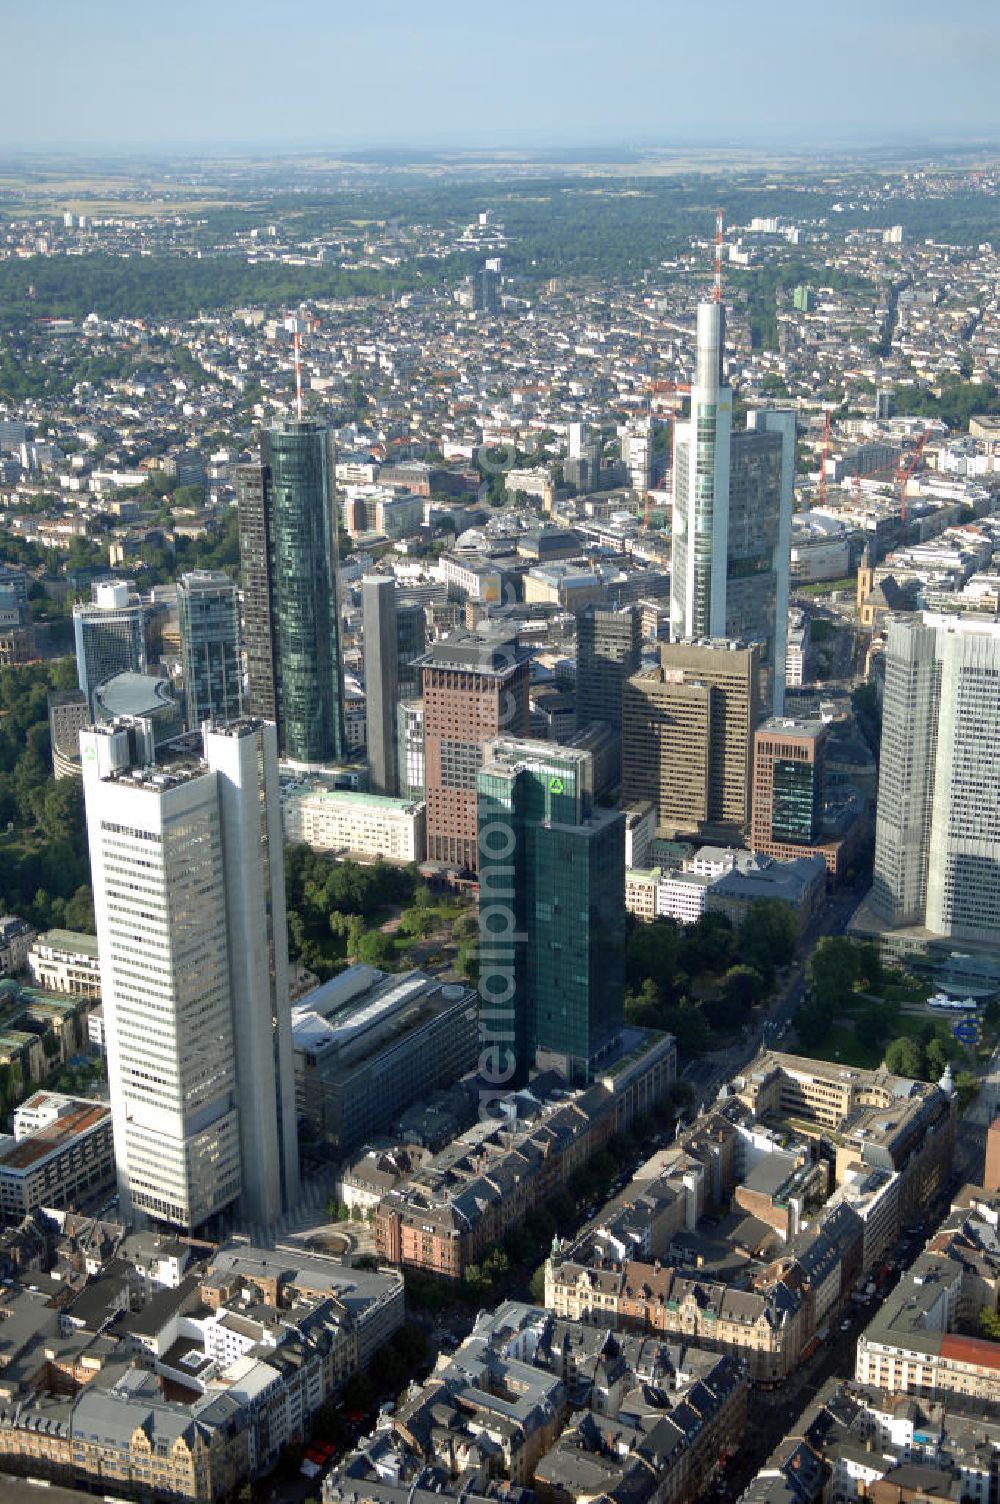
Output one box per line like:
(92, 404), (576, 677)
(419, 630), (530, 873)
(985, 1115), (1000, 1194)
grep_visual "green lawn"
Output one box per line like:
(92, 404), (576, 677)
(795, 576), (858, 597)
(867, 975), (932, 1005)
(789, 1008), (979, 1074)
(790, 1023), (883, 1069)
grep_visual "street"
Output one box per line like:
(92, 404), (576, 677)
(681, 885), (861, 1111)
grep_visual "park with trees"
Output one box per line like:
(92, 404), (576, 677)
(283, 843), (477, 982)
(623, 899), (799, 1054)
(0, 658), (95, 932)
(793, 934), (985, 1105)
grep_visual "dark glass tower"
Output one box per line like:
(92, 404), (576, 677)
(576, 605), (641, 733)
(396, 600), (427, 699)
(237, 421), (346, 764)
(477, 738), (625, 1087)
(235, 464), (277, 724)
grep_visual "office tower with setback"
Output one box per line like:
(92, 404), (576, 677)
(419, 629), (531, 873)
(83, 718), (299, 1232)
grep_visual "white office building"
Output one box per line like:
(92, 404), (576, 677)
(620, 416), (653, 495)
(873, 614), (1000, 944)
(785, 609), (809, 689)
(282, 781), (425, 863)
(83, 718), (299, 1233)
(670, 300), (794, 714)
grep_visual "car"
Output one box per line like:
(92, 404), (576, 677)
(841, 1319), (851, 1330)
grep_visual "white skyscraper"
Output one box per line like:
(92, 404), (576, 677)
(83, 718), (299, 1232)
(872, 613), (1000, 943)
(670, 300), (794, 714)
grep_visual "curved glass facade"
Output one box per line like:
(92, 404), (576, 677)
(260, 421), (346, 764)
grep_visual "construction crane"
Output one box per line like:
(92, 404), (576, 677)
(845, 429), (932, 534)
(896, 428), (931, 538)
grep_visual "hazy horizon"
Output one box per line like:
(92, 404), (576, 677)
(3, 0), (998, 155)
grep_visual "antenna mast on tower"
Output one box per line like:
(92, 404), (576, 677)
(713, 210), (724, 302)
(284, 315), (309, 420)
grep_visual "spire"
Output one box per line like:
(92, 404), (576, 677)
(713, 209), (724, 303)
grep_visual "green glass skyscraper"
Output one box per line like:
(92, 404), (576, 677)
(477, 737), (625, 1088)
(237, 420), (346, 764)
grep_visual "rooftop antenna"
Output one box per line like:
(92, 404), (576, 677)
(283, 315), (309, 420)
(713, 210), (724, 303)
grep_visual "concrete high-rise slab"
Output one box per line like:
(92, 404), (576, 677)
(363, 575), (400, 797)
(622, 638), (760, 841)
(873, 614), (1000, 942)
(83, 718), (299, 1232)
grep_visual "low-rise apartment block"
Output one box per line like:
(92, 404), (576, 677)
(27, 928), (101, 999)
(740, 1376), (1000, 1504)
(543, 1052), (954, 1385)
(325, 1302), (748, 1504)
(282, 778), (426, 863)
(0, 1092), (114, 1222)
(625, 849), (826, 929)
(730, 1051), (956, 1224)
(856, 1188), (1000, 1403)
(0, 917), (33, 978)
(377, 1032), (676, 1278)
(0, 1233), (404, 1501)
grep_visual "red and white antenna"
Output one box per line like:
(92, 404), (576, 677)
(283, 315), (310, 419)
(713, 209), (724, 303)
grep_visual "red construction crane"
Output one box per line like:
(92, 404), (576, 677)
(896, 428), (931, 537)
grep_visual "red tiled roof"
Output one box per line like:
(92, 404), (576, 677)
(0, 1105), (111, 1170)
(940, 1334), (1000, 1371)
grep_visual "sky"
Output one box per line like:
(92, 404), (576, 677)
(2, 0), (999, 154)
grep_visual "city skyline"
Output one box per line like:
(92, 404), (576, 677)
(1, 30), (1000, 1493)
